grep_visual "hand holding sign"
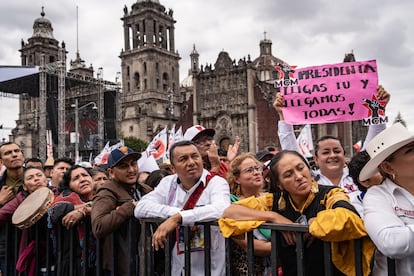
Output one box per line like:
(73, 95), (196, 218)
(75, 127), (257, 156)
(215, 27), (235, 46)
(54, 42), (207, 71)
(376, 85), (391, 107)
(273, 92), (285, 120)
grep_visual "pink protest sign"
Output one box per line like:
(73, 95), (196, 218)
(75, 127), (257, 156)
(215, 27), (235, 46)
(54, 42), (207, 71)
(277, 60), (378, 124)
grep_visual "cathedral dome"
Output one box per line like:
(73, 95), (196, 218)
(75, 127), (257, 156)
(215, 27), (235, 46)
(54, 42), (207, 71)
(32, 7), (55, 39)
(251, 37), (286, 82)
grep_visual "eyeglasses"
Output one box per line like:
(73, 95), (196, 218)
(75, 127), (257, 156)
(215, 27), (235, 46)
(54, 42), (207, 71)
(240, 165), (263, 174)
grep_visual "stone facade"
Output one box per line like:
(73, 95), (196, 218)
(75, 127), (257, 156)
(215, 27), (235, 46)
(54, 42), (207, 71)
(119, 1), (368, 155)
(120, 0), (181, 141)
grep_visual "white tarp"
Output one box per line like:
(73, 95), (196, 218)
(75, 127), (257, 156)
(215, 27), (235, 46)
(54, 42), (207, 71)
(0, 66), (39, 82)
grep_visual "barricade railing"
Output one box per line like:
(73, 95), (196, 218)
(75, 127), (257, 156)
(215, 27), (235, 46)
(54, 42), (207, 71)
(2, 218), (397, 276)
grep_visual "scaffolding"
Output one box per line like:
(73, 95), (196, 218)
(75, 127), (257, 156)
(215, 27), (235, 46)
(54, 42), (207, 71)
(0, 52), (118, 159)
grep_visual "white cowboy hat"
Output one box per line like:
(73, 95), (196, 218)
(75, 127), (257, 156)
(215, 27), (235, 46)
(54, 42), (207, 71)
(359, 123), (414, 181)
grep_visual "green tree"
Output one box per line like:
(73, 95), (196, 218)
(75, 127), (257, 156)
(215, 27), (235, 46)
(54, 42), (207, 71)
(123, 136), (148, 152)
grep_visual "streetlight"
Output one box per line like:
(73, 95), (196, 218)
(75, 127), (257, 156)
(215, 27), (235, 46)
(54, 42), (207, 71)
(71, 98), (97, 162)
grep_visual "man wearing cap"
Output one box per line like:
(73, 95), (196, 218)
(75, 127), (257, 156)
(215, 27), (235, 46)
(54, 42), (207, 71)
(255, 149), (274, 164)
(91, 146), (142, 276)
(135, 140), (230, 275)
(183, 124), (240, 178)
(255, 149), (275, 192)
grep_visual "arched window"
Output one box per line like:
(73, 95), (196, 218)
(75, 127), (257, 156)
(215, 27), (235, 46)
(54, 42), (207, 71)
(134, 72), (140, 89)
(144, 62), (147, 74)
(162, 73), (169, 90)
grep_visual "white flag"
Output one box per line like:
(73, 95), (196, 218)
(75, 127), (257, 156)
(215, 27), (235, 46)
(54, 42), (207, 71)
(108, 140), (125, 152)
(164, 125), (176, 162)
(146, 127), (168, 161)
(46, 130), (54, 158)
(296, 124), (314, 158)
(138, 151), (160, 173)
(353, 140), (362, 152)
(94, 140), (124, 165)
(174, 126), (184, 143)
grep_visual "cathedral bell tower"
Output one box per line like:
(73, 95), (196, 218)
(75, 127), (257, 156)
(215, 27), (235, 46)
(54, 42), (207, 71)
(15, 7), (62, 158)
(120, 0), (181, 141)
(20, 7), (60, 66)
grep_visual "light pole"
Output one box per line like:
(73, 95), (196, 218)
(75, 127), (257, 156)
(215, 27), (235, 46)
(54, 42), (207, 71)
(97, 67), (104, 150)
(71, 98), (97, 162)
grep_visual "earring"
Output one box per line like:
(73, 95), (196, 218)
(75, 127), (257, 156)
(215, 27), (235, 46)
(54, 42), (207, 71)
(278, 191), (286, 211)
(391, 174), (396, 182)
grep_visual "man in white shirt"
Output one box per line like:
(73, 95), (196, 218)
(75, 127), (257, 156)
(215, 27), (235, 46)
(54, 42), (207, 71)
(135, 140), (230, 276)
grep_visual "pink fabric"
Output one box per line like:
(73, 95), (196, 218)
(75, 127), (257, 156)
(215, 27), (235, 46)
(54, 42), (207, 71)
(16, 240), (36, 276)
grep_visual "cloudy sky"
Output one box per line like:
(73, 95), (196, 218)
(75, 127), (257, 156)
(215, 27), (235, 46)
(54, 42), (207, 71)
(0, 0), (413, 141)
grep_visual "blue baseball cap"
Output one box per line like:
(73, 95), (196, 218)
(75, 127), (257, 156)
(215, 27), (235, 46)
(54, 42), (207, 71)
(107, 146), (142, 168)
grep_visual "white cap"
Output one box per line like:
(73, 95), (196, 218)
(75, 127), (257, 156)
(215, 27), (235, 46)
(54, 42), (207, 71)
(183, 125), (215, 141)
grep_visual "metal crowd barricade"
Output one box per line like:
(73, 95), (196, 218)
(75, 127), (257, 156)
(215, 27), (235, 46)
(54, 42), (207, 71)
(258, 222), (364, 276)
(3, 218), (398, 276)
(139, 218), (218, 276)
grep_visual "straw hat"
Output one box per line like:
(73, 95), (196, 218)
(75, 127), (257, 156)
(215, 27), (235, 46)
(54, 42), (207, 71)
(44, 157), (54, 168)
(359, 123), (414, 181)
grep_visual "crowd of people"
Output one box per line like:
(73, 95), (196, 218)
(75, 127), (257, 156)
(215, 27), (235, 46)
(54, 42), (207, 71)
(0, 85), (413, 276)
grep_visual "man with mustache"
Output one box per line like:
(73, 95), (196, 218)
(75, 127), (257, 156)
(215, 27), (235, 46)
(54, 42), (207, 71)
(91, 146), (143, 276)
(135, 140), (230, 275)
